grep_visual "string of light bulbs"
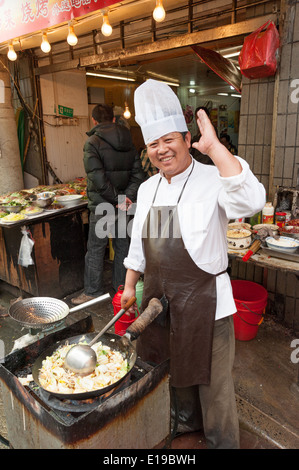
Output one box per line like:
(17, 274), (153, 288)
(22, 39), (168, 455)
(7, 43), (17, 61)
(41, 32), (51, 53)
(101, 12), (113, 37)
(6, 2), (166, 61)
(123, 102), (131, 119)
(153, 0), (166, 22)
(67, 23), (78, 46)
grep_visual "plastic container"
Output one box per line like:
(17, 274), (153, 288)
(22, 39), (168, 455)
(135, 279), (144, 310)
(112, 285), (139, 336)
(275, 212), (286, 229)
(262, 202), (274, 224)
(231, 280), (268, 341)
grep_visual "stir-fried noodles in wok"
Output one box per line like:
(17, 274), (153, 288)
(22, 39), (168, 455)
(39, 341), (128, 394)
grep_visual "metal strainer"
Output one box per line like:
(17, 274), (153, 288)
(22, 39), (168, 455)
(9, 294), (110, 329)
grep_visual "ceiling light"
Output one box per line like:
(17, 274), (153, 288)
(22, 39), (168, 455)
(161, 81), (179, 87)
(101, 12), (113, 37)
(123, 103), (131, 119)
(145, 78), (179, 87)
(223, 51), (240, 59)
(86, 72), (135, 81)
(217, 93), (228, 96)
(41, 32), (51, 53)
(7, 43), (17, 61)
(67, 24), (78, 47)
(146, 71), (180, 85)
(153, 0), (166, 22)
(231, 94), (241, 98)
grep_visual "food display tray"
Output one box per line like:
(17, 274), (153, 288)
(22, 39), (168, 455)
(262, 247), (299, 263)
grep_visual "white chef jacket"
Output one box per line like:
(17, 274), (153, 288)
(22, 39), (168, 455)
(124, 156), (266, 320)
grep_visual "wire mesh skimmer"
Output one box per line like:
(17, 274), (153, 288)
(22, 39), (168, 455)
(8, 294), (110, 329)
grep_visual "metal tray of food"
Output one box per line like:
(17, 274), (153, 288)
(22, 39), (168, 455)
(280, 227), (299, 240)
(262, 247), (299, 263)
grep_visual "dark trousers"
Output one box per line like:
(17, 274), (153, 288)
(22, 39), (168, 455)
(172, 316), (240, 449)
(84, 212), (129, 296)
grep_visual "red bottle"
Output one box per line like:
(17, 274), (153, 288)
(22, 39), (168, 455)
(112, 285), (138, 335)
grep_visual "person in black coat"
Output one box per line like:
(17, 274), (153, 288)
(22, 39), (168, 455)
(71, 104), (145, 305)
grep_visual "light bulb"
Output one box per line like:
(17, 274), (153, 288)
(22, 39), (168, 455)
(101, 14), (112, 37)
(41, 33), (51, 53)
(123, 105), (131, 119)
(153, 0), (166, 22)
(67, 25), (78, 46)
(7, 43), (17, 61)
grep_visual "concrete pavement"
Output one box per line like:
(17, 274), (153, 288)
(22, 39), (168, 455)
(0, 268), (298, 450)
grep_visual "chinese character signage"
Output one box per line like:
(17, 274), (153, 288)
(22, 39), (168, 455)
(0, 0), (119, 44)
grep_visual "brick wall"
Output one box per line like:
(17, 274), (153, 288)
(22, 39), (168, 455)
(238, 77), (275, 192)
(232, 0), (299, 334)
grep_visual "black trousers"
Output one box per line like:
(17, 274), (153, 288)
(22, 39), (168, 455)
(84, 212), (130, 295)
(172, 316), (240, 449)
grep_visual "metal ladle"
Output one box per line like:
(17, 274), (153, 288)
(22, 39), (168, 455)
(64, 296), (137, 376)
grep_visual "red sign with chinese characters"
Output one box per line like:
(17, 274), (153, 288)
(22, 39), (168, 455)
(0, 0), (119, 44)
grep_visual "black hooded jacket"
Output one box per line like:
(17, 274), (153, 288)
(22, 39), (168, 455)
(83, 122), (145, 213)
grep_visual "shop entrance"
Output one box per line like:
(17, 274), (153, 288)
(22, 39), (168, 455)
(86, 44), (242, 155)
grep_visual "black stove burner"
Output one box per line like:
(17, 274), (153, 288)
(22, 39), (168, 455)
(38, 388), (105, 413)
(27, 320), (65, 336)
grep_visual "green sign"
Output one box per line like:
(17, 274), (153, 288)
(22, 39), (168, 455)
(57, 105), (73, 118)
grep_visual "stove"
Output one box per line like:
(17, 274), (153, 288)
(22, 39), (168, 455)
(0, 314), (170, 449)
(11, 320), (66, 352)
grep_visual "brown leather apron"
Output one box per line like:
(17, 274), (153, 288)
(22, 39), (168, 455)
(137, 162), (226, 387)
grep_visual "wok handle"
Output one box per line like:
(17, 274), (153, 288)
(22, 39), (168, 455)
(123, 298), (164, 342)
(88, 297), (137, 347)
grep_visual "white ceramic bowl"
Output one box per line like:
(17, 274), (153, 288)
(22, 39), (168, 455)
(55, 194), (83, 208)
(265, 236), (299, 254)
(227, 229), (252, 250)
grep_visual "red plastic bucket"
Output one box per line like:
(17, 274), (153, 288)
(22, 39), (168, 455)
(114, 313), (138, 336)
(231, 280), (268, 341)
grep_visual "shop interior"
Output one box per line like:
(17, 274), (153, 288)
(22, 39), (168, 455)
(85, 45), (242, 154)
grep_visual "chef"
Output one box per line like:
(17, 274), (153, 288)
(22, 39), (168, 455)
(121, 79), (266, 448)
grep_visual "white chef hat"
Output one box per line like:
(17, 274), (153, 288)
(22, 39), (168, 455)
(134, 79), (188, 145)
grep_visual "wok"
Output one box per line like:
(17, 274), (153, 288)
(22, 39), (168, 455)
(9, 293), (110, 329)
(31, 297), (167, 399)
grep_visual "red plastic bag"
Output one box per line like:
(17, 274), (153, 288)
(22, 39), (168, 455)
(239, 21), (280, 79)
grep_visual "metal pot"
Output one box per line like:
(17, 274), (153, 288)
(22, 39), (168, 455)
(1, 205), (24, 213)
(31, 297), (166, 400)
(34, 192), (55, 208)
(8, 293), (111, 329)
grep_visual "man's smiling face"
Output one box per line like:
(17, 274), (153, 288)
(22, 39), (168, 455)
(147, 132), (192, 182)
